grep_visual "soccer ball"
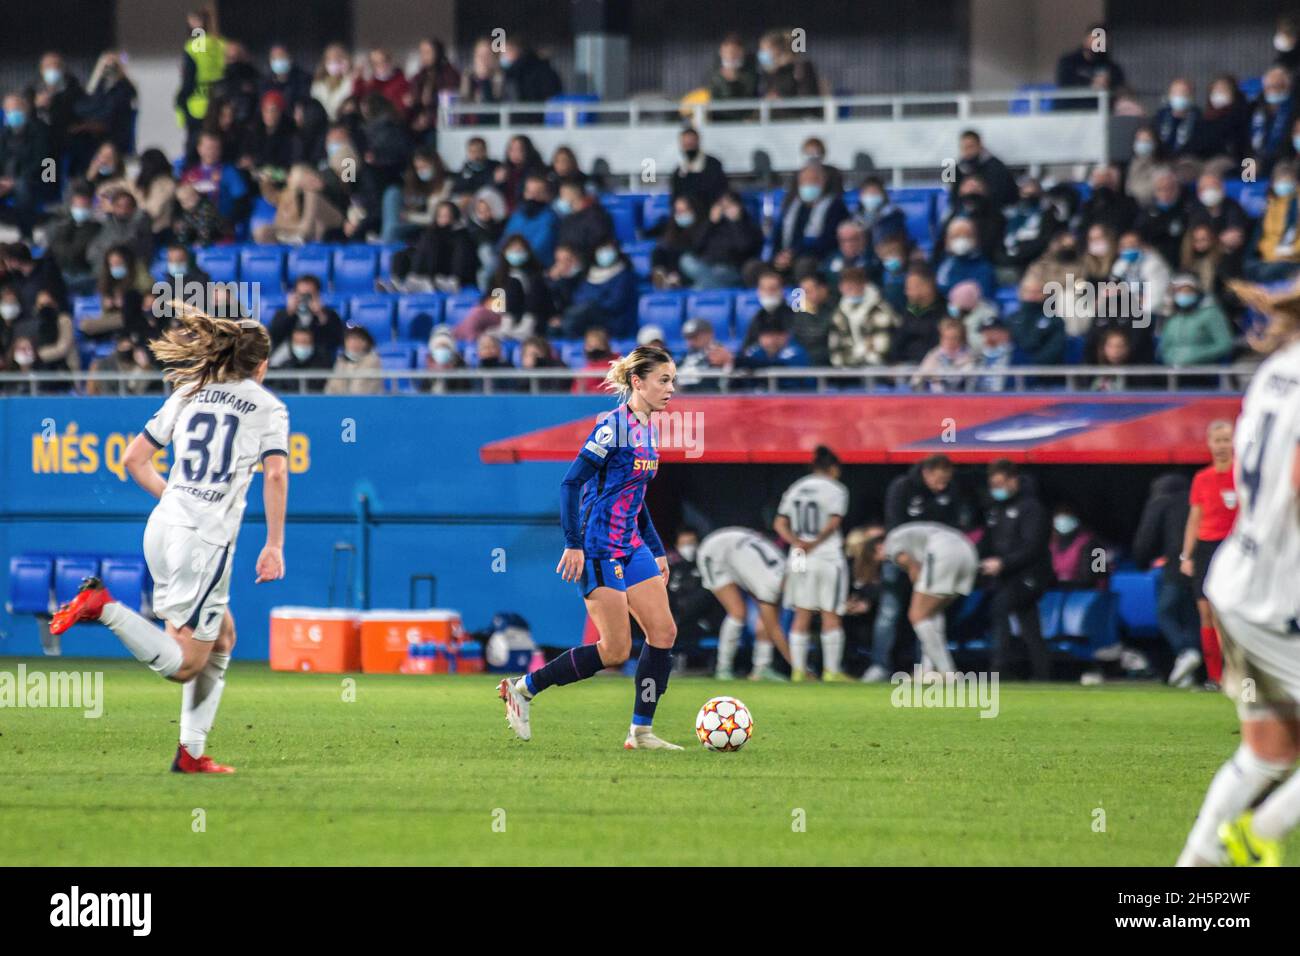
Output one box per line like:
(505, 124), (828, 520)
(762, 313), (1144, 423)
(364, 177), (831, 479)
(695, 696), (753, 752)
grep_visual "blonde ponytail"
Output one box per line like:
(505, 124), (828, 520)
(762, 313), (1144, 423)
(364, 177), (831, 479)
(602, 345), (673, 398)
(149, 300), (270, 393)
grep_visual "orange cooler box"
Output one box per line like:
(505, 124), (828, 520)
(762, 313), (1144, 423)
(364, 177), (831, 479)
(269, 607), (362, 673)
(359, 609), (463, 673)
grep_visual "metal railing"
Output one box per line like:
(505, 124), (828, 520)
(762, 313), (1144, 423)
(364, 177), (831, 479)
(0, 363), (1255, 397)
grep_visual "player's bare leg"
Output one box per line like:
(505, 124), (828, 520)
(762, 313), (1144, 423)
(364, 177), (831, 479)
(909, 592), (956, 675)
(625, 576), (683, 750)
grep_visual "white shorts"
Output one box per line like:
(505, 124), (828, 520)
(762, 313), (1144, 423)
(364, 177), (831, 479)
(783, 556), (848, 614)
(699, 546), (783, 606)
(915, 541), (978, 598)
(1213, 604), (1300, 720)
(144, 511), (234, 642)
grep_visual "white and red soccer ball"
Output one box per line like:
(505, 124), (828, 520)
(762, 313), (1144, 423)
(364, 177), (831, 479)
(695, 696), (753, 752)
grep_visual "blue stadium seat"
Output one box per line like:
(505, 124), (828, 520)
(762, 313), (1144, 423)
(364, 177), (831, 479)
(287, 244), (332, 286)
(72, 295), (102, 328)
(239, 246), (286, 290)
(319, 293), (351, 321)
(1064, 335), (1085, 364)
(994, 285), (1019, 315)
(625, 239), (655, 278)
(99, 555), (151, 614)
(348, 295), (396, 343)
(332, 247), (379, 293)
(54, 555), (100, 606)
(1058, 590), (1119, 656)
(734, 291), (762, 339)
(601, 196), (640, 245)
(377, 243), (404, 282)
(196, 247), (239, 284)
(638, 292), (687, 338)
(444, 291), (482, 328)
(1037, 589), (1066, 639)
(1111, 569), (1161, 639)
(891, 188), (937, 249)
(254, 291), (286, 323)
(1235, 183), (1269, 220)
(1010, 82), (1058, 114)
(642, 193), (671, 232)
(544, 93), (599, 126)
(7, 554), (54, 614)
(761, 189), (786, 224)
(396, 294), (445, 341)
(685, 290), (736, 335)
(555, 339), (587, 368)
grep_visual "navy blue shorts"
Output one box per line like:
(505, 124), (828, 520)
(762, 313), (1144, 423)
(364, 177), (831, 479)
(578, 544), (661, 598)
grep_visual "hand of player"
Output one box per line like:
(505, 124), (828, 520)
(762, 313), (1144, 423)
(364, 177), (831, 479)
(556, 547), (585, 582)
(255, 545), (285, 583)
(1179, 557), (1194, 578)
(656, 555), (669, 583)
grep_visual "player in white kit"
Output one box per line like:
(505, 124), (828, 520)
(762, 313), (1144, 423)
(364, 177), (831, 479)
(774, 446), (852, 681)
(1177, 280), (1300, 866)
(696, 526), (792, 680)
(50, 305), (289, 774)
(882, 521), (979, 675)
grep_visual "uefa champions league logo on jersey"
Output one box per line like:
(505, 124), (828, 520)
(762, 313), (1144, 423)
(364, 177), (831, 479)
(599, 409), (705, 459)
(151, 275), (261, 322)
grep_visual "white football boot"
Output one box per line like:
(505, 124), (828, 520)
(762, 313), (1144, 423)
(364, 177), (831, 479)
(1168, 648), (1203, 688)
(498, 677), (532, 741)
(623, 725), (684, 750)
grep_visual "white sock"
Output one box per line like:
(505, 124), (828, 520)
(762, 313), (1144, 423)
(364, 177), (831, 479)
(100, 602), (182, 678)
(180, 652), (229, 758)
(514, 676), (534, 699)
(789, 631), (810, 674)
(821, 628), (845, 675)
(752, 639), (774, 672)
(1247, 765), (1300, 841)
(717, 616), (744, 673)
(1177, 745), (1291, 865)
(914, 617), (955, 673)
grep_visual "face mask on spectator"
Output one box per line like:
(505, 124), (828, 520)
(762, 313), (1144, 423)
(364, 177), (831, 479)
(674, 211), (695, 228)
(70, 206), (91, 224)
(946, 303), (962, 318)
(1275, 179), (1297, 196)
(1088, 239), (1111, 257)
(682, 147), (700, 162)
(1277, 33), (1296, 52)
(167, 261), (187, 277)
(594, 246), (618, 268)
(1198, 188), (1223, 207)
(797, 184), (821, 204)
(721, 57), (742, 71)
(990, 486), (1011, 502)
(552, 197), (572, 216)
(291, 343), (313, 361)
(344, 348), (364, 362)
(947, 236), (975, 257)
(109, 264), (127, 280)
(14, 348), (34, 366)
(521, 198), (545, 216)
(1053, 515), (1080, 535)
(758, 293), (783, 311)
(43, 68), (62, 86)
(327, 60), (346, 77)
(1266, 90), (1291, 106)
(1174, 290), (1199, 309)
(757, 49), (775, 69)
(271, 57), (290, 76)
(498, 54), (514, 70)
(1132, 139), (1154, 157)
(860, 192), (884, 212)
(1118, 247), (1141, 263)
(0, 302), (20, 321)
(1210, 89), (1233, 109)
(1169, 94), (1191, 111)
(5, 110), (26, 129)
(841, 293), (864, 306)
(803, 151), (824, 165)
(1293, 136), (1300, 153)
(677, 543), (697, 562)
(504, 248), (529, 267)
(326, 141), (345, 158)
(882, 256), (903, 272)
(416, 167), (434, 182)
(432, 346), (454, 364)
(1057, 243), (1079, 261)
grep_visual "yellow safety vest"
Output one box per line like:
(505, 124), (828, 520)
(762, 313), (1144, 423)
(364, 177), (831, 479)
(182, 34), (226, 122)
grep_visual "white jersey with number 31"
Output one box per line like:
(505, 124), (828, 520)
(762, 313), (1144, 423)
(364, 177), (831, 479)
(143, 379), (290, 548)
(1205, 340), (1300, 630)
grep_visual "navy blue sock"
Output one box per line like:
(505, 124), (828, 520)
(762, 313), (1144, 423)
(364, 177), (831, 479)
(526, 644), (605, 695)
(631, 644), (672, 726)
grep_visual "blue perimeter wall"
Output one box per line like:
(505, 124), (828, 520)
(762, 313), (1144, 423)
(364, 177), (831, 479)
(0, 395), (614, 660)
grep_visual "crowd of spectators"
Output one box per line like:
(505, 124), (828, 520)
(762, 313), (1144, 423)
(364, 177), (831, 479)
(1, 16), (1298, 391)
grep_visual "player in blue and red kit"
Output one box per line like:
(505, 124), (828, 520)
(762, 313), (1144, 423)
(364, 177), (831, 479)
(499, 345), (683, 749)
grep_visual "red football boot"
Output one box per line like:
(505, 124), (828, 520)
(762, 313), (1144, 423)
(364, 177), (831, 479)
(170, 745), (236, 774)
(49, 576), (115, 635)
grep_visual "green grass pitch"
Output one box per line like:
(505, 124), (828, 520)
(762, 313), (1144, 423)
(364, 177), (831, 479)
(0, 658), (1284, 866)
